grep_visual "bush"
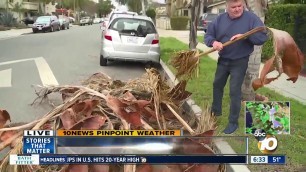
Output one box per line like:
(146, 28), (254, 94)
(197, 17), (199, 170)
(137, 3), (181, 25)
(170, 16), (189, 30)
(146, 8), (156, 20)
(0, 12), (16, 27)
(262, 4), (306, 61)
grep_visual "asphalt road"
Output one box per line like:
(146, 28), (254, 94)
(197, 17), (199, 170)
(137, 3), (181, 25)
(0, 24), (148, 124)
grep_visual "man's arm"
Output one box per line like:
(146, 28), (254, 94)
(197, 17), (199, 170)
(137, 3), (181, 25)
(248, 15), (268, 45)
(204, 21), (217, 47)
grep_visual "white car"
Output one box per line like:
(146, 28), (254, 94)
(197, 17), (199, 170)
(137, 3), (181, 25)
(100, 15), (160, 66)
(80, 17), (92, 26)
(100, 11), (138, 31)
(93, 18), (101, 24)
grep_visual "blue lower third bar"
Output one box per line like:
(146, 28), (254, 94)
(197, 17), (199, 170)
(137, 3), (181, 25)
(39, 155), (247, 164)
(268, 155), (286, 164)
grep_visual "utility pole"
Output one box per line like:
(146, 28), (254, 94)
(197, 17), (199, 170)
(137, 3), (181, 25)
(141, 0), (145, 15)
(74, 0), (76, 17)
(5, 0), (9, 12)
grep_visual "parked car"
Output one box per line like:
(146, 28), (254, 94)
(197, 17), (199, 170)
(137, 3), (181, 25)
(93, 18), (101, 24)
(80, 17), (93, 26)
(69, 17), (75, 23)
(59, 17), (70, 30)
(100, 15), (160, 66)
(101, 11), (138, 31)
(198, 13), (218, 32)
(32, 16), (61, 33)
(22, 16), (37, 25)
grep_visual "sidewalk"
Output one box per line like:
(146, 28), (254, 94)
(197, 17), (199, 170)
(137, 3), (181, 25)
(0, 24), (79, 40)
(158, 28), (306, 105)
(0, 28), (32, 40)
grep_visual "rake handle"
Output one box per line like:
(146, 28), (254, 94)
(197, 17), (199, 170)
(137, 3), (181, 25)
(196, 26), (267, 58)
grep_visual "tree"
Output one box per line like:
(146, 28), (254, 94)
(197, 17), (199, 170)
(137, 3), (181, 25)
(98, 0), (114, 17)
(82, 0), (98, 16)
(241, 0), (267, 101)
(33, 0), (54, 14)
(115, 0), (149, 13)
(189, 0), (201, 49)
(166, 0), (171, 17)
(127, 0), (142, 13)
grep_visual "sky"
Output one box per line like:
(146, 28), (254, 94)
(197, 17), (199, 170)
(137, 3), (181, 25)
(110, 0), (166, 11)
(111, 0), (128, 11)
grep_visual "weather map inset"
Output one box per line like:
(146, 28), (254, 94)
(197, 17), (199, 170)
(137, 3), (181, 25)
(245, 101), (290, 135)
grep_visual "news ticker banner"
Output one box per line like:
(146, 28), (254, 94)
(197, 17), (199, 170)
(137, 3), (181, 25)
(9, 154), (286, 165)
(23, 130), (248, 155)
(10, 154), (247, 165)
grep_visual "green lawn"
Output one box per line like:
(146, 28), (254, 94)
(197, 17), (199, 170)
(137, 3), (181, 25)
(160, 37), (306, 171)
(197, 35), (204, 44)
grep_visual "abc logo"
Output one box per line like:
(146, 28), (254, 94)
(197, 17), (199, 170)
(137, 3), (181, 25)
(254, 130), (278, 154)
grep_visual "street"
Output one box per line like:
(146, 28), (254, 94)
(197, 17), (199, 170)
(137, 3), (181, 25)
(0, 25), (147, 124)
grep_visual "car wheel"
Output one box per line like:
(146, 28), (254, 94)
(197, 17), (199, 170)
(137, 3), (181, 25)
(50, 26), (54, 32)
(67, 25), (70, 29)
(100, 55), (107, 66)
(32, 30), (37, 33)
(58, 25), (61, 31)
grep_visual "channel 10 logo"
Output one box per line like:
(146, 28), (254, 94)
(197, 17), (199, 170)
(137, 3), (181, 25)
(254, 129), (278, 154)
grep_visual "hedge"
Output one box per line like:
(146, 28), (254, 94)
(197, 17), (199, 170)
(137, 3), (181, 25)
(262, 4), (306, 61)
(170, 16), (189, 30)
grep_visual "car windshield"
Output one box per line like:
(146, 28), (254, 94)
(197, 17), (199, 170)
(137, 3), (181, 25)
(81, 17), (90, 20)
(205, 14), (218, 20)
(36, 17), (50, 22)
(110, 12), (136, 22)
(110, 18), (156, 37)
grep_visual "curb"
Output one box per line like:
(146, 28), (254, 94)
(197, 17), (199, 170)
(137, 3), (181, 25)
(160, 60), (251, 172)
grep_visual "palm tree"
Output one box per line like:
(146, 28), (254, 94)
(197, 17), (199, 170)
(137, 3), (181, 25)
(241, 0), (268, 101)
(189, 0), (201, 49)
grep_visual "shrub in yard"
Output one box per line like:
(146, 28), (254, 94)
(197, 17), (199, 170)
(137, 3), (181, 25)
(170, 16), (189, 30)
(263, 4), (306, 61)
(0, 25), (10, 31)
(146, 8), (156, 20)
(0, 12), (16, 27)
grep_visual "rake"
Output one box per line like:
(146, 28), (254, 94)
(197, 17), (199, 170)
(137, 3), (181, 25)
(170, 26), (267, 80)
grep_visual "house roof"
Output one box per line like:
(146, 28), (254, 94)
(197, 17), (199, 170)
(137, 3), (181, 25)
(208, 0), (226, 8)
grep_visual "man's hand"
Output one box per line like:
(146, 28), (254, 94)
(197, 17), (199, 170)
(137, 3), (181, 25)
(212, 41), (223, 51)
(230, 34), (244, 41)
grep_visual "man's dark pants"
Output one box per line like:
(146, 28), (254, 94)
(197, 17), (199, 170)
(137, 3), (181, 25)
(212, 57), (249, 125)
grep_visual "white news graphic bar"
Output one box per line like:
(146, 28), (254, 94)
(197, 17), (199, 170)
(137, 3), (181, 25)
(57, 147), (174, 155)
(10, 154), (40, 165)
(250, 156), (268, 164)
(24, 130), (54, 136)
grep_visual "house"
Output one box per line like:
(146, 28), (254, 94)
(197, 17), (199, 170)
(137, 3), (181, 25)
(207, 0), (226, 14)
(0, 0), (39, 22)
(0, 0), (58, 23)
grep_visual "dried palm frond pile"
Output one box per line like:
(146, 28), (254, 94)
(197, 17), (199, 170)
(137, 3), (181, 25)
(170, 50), (200, 80)
(0, 68), (222, 172)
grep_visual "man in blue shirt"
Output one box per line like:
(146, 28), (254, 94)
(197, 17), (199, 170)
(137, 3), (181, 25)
(204, 0), (268, 134)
